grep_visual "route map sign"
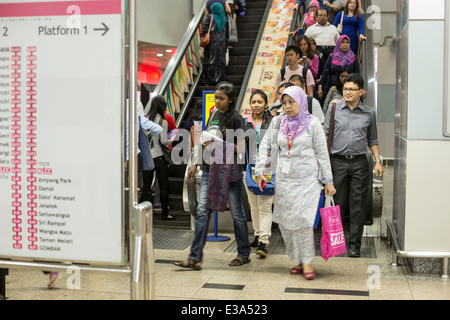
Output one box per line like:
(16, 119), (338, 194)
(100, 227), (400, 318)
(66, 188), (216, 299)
(0, 0), (125, 265)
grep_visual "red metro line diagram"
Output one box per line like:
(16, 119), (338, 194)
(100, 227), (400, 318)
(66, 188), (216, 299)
(9, 46), (43, 251)
(26, 46), (39, 251)
(10, 46), (22, 250)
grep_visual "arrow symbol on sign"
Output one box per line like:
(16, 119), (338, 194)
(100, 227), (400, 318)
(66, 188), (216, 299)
(93, 23), (109, 36)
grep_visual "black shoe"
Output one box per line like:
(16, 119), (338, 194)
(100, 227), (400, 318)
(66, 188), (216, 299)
(256, 243), (267, 258)
(348, 248), (360, 257)
(250, 236), (259, 249)
(162, 215), (176, 221)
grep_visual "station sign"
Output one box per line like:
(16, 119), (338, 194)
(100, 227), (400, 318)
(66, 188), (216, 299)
(0, 0), (125, 265)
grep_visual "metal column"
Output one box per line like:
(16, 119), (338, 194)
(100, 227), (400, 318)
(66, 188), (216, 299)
(128, 0), (156, 300)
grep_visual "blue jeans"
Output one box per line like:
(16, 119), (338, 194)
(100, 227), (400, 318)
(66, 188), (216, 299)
(189, 170), (251, 262)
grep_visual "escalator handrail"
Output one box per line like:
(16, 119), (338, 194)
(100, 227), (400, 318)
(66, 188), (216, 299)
(144, 2), (206, 115)
(235, 0), (274, 111)
(175, 66), (203, 128)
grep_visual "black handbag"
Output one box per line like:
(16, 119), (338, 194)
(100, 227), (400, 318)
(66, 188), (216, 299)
(160, 140), (173, 165)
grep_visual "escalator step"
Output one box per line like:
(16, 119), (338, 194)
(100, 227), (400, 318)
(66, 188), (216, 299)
(244, 8), (266, 16)
(246, 2), (268, 9)
(229, 47), (253, 56)
(228, 55), (250, 65)
(232, 39), (257, 48)
(226, 75), (244, 86)
(237, 23), (261, 31)
(237, 15), (264, 24)
(226, 65), (247, 75)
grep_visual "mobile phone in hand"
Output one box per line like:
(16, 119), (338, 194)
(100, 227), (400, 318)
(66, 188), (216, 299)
(261, 180), (267, 189)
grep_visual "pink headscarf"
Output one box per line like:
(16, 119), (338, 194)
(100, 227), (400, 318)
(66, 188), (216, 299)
(280, 86), (315, 140)
(331, 35), (356, 67)
(304, 0), (319, 28)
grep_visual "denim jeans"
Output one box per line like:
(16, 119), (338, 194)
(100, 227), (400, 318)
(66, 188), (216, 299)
(189, 170), (251, 262)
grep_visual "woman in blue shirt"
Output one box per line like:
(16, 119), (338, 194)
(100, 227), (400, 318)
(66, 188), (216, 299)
(333, 0), (366, 56)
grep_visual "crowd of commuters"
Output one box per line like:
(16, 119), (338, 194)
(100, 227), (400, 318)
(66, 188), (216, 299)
(173, 0), (384, 279)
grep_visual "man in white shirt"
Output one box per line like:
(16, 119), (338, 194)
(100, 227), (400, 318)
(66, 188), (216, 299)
(305, 9), (340, 64)
(275, 45), (315, 97)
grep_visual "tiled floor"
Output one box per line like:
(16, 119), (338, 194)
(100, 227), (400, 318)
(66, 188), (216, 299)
(3, 234), (450, 300)
(2, 167), (450, 300)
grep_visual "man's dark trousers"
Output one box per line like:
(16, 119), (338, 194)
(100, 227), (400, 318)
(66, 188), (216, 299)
(331, 155), (369, 252)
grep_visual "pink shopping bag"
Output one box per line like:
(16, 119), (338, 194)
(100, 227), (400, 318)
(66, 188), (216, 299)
(320, 196), (346, 261)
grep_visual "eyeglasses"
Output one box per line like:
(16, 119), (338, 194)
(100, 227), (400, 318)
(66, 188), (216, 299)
(342, 87), (360, 92)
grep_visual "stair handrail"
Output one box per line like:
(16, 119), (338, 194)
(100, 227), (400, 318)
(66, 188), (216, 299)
(144, 1), (206, 119)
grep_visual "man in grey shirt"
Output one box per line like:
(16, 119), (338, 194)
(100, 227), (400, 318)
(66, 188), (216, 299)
(324, 73), (383, 257)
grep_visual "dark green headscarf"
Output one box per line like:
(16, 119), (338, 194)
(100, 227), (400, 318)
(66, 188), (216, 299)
(210, 3), (226, 33)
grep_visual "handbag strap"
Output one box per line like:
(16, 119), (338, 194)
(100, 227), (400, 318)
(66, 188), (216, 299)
(207, 15), (213, 34)
(324, 195), (335, 207)
(300, 14), (306, 29)
(158, 117), (167, 146)
(327, 103), (336, 155)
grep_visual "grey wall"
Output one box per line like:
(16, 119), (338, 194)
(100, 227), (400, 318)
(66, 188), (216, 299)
(370, 0), (397, 159)
(136, 0), (195, 47)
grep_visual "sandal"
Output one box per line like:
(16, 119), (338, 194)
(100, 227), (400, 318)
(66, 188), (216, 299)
(228, 256), (251, 266)
(303, 271), (316, 280)
(174, 259), (202, 271)
(290, 265), (303, 274)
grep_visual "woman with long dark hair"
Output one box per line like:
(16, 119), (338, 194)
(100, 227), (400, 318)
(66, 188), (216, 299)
(140, 95), (175, 220)
(243, 89), (274, 257)
(174, 82), (251, 270)
(297, 35), (320, 79)
(333, 0), (366, 56)
(322, 67), (349, 113)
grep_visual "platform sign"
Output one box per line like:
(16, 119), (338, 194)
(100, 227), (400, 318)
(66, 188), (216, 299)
(0, 0), (125, 265)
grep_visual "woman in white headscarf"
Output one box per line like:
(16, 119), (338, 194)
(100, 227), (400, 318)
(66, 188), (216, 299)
(255, 86), (335, 279)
